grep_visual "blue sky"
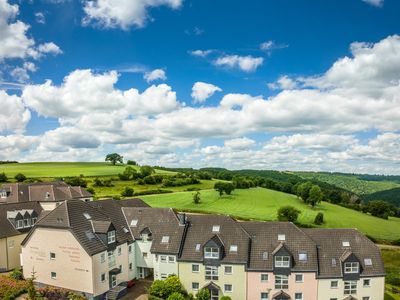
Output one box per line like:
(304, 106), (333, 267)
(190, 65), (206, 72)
(1, 0), (400, 174)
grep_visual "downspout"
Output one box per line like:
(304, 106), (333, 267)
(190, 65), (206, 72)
(5, 237), (9, 271)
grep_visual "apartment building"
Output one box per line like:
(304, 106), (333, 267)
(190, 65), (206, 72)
(242, 222), (319, 300)
(0, 201), (43, 271)
(20, 198), (385, 300)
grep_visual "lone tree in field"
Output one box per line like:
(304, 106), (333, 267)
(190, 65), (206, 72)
(193, 191), (201, 204)
(214, 182), (235, 196)
(105, 153), (123, 165)
(14, 173), (26, 182)
(277, 206), (301, 222)
(308, 185), (324, 207)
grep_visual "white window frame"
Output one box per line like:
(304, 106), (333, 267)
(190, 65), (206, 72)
(295, 293), (303, 300)
(160, 255), (167, 263)
(212, 225), (220, 232)
(275, 256), (290, 267)
(344, 281), (357, 295)
(330, 280), (338, 289)
(204, 247), (219, 259)
(344, 262), (359, 274)
(160, 273), (168, 279)
(168, 256), (175, 263)
(205, 265), (218, 280)
(275, 274), (289, 289)
(107, 230), (116, 244)
(261, 274), (268, 282)
(295, 274), (303, 283)
(229, 245), (238, 252)
(299, 253), (307, 261)
(16, 220), (24, 229)
(192, 282), (199, 291)
(100, 253), (106, 263)
(23, 218), (30, 228)
(224, 265), (232, 274)
(363, 279), (371, 287)
(50, 252), (56, 260)
(224, 284), (233, 293)
(31, 217), (37, 225)
(260, 292), (268, 300)
(101, 273), (106, 283)
(192, 264), (200, 273)
(51, 272), (57, 279)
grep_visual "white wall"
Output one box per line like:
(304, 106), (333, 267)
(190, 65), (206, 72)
(153, 254), (178, 280)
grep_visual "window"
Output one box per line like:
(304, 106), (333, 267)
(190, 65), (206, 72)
(129, 263), (133, 270)
(229, 245), (237, 252)
(275, 275), (288, 289)
(295, 293), (303, 300)
(224, 284), (232, 293)
(299, 253), (307, 261)
(143, 252), (148, 258)
(330, 280), (338, 288)
(212, 225), (220, 232)
(224, 266), (232, 274)
(362, 297), (370, 300)
(364, 258), (372, 266)
(0, 190), (7, 198)
(128, 245), (132, 253)
(51, 272), (56, 279)
(192, 282), (199, 291)
(330, 298), (338, 300)
(275, 256), (290, 267)
(261, 274), (268, 282)
(161, 273), (167, 279)
(24, 219), (30, 228)
(107, 230), (116, 244)
(50, 252), (56, 260)
(262, 251), (268, 260)
(363, 279), (371, 287)
(261, 293), (268, 300)
(295, 274), (303, 283)
(342, 241), (350, 247)
(83, 212), (91, 220)
(118, 247), (122, 256)
(192, 264), (200, 273)
(160, 255), (167, 263)
(205, 266), (218, 280)
(101, 273), (106, 282)
(195, 244), (201, 251)
(278, 234), (286, 241)
(204, 247), (219, 259)
(161, 236), (170, 243)
(344, 262), (359, 273)
(100, 253), (105, 263)
(31, 217), (37, 225)
(344, 281), (357, 295)
(131, 219), (138, 227)
(168, 256), (175, 262)
(331, 258), (337, 267)
(16, 220), (24, 229)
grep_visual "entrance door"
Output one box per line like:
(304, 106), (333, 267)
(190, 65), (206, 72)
(110, 274), (117, 288)
(138, 267), (144, 278)
(210, 289), (219, 300)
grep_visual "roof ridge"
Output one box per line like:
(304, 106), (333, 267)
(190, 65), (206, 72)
(65, 200), (71, 227)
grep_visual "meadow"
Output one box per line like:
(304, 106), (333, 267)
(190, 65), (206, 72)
(382, 248), (400, 300)
(142, 187), (400, 241)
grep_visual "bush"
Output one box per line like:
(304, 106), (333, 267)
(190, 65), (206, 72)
(386, 273), (400, 287)
(195, 289), (210, 300)
(0, 275), (29, 300)
(193, 191), (201, 204)
(0, 172), (8, 182)
(9, 268), (23, 280)
(127, 160), (137, 165)
(392, 239), (400, 246)
(167, 292), (186, 300)
(220, 297), (232, 300)
(14, 173), (26, 182)
(134, 189), (173, 196)
(65, 176), (87, 188)
(148, 275), (185, 299)
(121, 187), (134, 197)
(86, 187), (95, 195)
(314, 212), (324, 225)
(277, 206), (301, 222)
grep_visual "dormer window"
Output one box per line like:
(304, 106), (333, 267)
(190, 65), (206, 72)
(278, 234), (286, 241)
(212, 225), (220, 233)
(275, 256), (290, 267)
(107, 230), (116, 244)
(344, 262), (359, 274)
(204, 247), (219, 259)
(229, 245), (238, 252)
(24, 219), (31, 228)
(16, 220), (24, 229)
(31, 217), (37, 225)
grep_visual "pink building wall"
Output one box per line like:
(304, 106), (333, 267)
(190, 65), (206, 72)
(246, 272), (318, 300)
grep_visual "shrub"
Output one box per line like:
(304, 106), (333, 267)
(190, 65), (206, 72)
(9, 268), (23, 280)
(193, 191), (201, 204)
(392, 239), (400, 246)
(195, 289), (210, 300)
(167, 292), (186, 300)
(314, 212), (324, 225)
(64, 176), (87, 188)
(127, 160), (137, 165)
(386, 273), (400, 287)
(86, 187), (95, 195)
(134, 189), (173, 196)
(220, 297), (232, 300)
(14, 173), (26, 182)
(0, 172), (8, 182)
(277, 206), (301, 222)
(121, 187), (134, 197)
(0, 275), (28, 299)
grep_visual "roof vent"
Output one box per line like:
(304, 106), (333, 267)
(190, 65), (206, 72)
(278, 234), (286, 241)
(212, 225), (220, 233)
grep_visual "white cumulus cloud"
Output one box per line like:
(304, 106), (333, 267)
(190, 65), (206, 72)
(214, 55), (264, 72)
(144, 69), (166, 82)
(191, 81), (222, 103)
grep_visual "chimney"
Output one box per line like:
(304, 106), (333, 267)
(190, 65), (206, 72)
(177, 213), (186, 226)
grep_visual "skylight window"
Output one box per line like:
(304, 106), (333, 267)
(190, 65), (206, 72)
(229, 245), (238, 252)
(195, 244), (201, 251)
(212, 225), (220, 233)
(364, 258), (372, 266)
(83, 213), (91, 220)
(262, 252), (268, 260)
(131, 219), (138, 227)
(299, 253), (308, 261)
(342, 241), (350, 247)
(331, 258), (337, 266)
(123, 227), (129, 234)
(278, 234), (286, 241)
(161, 236), (170, 243)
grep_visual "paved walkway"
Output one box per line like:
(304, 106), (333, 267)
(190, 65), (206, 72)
(120, 279), (152, 300)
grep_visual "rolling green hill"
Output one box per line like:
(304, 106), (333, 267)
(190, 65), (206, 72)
(0, 162), (172, 178)
(142, 187), (400, 241)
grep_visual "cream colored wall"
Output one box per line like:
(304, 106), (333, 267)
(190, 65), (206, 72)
(128, 243), (137, 280)
(317, 277), (385, 300)
(178, 262), (246, 300)
(135, 240), (154, 268)
(21, 228), (94, 295)
(247, 272), (318, 300)
(0, 234), (27, 271)
(154, 254), (178, 280)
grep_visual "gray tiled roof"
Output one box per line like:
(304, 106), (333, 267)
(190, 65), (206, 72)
(180, 214), (251, 264)
(303, 228), (385, 278)
(0, 181), (92, 203)
(241, 222), (318, 272)
(123, 207), (185, 255)
(0, 202), (43, 238)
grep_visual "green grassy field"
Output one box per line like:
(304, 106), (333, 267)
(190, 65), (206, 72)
(142, 187), (400, 241)
(296, 171), (400, 195)
(0, 162), (172, 178)
(382, 248), (400, 300)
